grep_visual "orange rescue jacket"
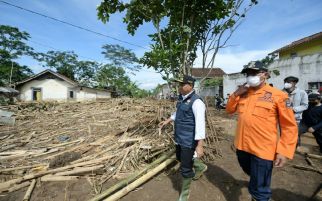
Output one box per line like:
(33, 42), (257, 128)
(226, 84), (298, 160)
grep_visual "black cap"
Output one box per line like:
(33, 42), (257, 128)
(284, 76), (299, 83)
(174, 75), (195, 84)
(241, 61), (268, 74)
(308, 93), (321, 101)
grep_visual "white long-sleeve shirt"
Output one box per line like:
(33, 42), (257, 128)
(170, 91), (206, 140)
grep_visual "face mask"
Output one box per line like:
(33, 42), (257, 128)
(246, 75), (261, 87)
(309, 101), (318, 106)
(284, 83), (292, 89)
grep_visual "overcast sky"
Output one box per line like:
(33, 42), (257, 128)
(1, 0), (322, 89)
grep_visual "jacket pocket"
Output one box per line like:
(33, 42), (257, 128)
(252, 101), (273, 119)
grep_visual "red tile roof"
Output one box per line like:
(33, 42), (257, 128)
(191, 68), (226, 78)
(272, 31), (322, 53)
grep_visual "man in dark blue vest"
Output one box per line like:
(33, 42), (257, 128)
(159, 75), (207, 201)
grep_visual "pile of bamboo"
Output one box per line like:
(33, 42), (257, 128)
(0, 98), (222, 199)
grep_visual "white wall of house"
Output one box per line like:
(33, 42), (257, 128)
(223, 73), (246, 96)
(96, 90), (111, 99)
(268, 53), (322, 92)
(223, 53), (322, 95)
(18, 79), (73, 101)
(18, 79), (111, 102)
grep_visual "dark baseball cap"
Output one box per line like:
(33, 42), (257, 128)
(284, 76), (299, 83)
(241, 61), (268, 74)
(173, 75), (196, 84)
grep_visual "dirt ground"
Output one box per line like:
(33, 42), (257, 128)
(1, 108), (321, 201)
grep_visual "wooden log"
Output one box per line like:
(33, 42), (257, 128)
(89, 150), (175, 201)
(307, 153), (322, 160)
(0, 154), (115, 192)
(0, 164), (47, 173)
(292, 165), (322, 174)
(22, 179), (36, 201)
(41, 175), (79, 181)
(305, 156), (316, 167)
(103, 157), (176, 201)
(7, 181), (31, 193)
(55, 165), (104, 176)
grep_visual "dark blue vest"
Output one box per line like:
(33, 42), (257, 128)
(174, 91), (201, 148)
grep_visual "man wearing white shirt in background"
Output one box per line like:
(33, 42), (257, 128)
(159, 75), (207, 201)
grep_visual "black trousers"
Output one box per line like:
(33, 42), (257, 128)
(299, 123), (322, 153)
(176, 145), (195, 178)
(236, 150), (273, 201)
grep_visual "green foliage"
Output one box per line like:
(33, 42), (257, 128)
(272, 69), (280, 76)
(0, 61), (33, 86)
(0, 25), (35, 86)
(203, 77), (223, 87)
(95, 64), (150, 98)
(101, 44), (141, 71)
(97, 0), (258, 82)
(39, 51), (99, 87)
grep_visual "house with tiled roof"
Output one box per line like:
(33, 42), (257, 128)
(191, 67), (226, 97)
(13, 69), (111, 102)
(271, 31), (322, 59)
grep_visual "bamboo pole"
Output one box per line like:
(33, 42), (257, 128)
(103, 156), (176, 201)
(22, 179), (36, 201)
(88, 150), (175, 201)
(55, 165), (104, 176)
(41, 175), (79, 181)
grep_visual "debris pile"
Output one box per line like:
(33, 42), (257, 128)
(0, 99), (222, 200)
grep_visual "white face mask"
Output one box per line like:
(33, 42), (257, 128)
(246, 75), (261, 87)
(284, 83), (292, 89)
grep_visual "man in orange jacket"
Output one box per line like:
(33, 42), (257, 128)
(226, 61), (298, 201)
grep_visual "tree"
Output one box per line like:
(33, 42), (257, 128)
(0, 25), (36, 86)
(97, 0), (258, 83)
(101, 44), (141, 72)
(95, 64), (132, 95)
(39, 51), (99, 87)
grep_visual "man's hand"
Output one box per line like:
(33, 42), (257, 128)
(274, 153), (287, 167)
(234, 83), (249, 97)
(308, 127), (315, 133)
(196, 145), (204, 158)
(158, 118), (172, 129)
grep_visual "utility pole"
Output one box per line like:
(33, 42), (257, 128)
(9, 60), (13, 86)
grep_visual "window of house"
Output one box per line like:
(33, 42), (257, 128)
(69, 91), (74, 99)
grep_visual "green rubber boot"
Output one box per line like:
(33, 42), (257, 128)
(177, 177), (192, 201)
(193, 159), (207, 180)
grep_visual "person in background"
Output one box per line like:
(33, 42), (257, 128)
(226, 61), (298, 201)
(283, 76), (308, 147)
(159, 75), (207, 201)
(215, 94), (223, 110)
(299, 93), (322, 153)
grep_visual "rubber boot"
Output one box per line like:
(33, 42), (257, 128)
(193, 159), (207, 180)
(177, 177), (192, 201)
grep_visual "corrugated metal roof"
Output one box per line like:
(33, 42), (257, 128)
(0, 87), (19, 94)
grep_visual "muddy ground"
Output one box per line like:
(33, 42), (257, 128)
(1, 108), (321, 201)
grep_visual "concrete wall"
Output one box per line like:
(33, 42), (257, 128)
(223, 53), (322, 95)
(223, 73), (246, 97)
(268, 53), (322, 91)
(18, 79), (73, 101)
(18, 79), (111, 102)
